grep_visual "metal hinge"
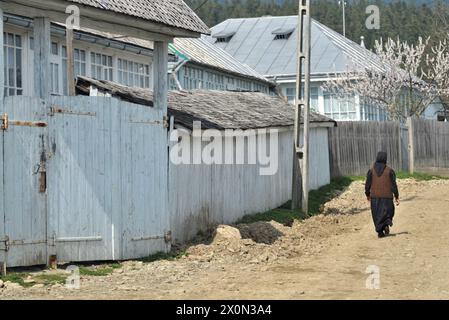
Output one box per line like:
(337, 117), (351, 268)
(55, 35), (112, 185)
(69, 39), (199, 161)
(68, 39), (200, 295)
(129, 116), (169, 128)
(1, 113), (8, 130)
(0, 236), (10, 252)
(1, 113), (46, 130)
(50, 106), (96, 117)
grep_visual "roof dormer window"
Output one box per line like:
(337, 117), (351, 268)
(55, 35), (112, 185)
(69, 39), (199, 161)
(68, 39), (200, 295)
(216, 36), (233, 43)
(272, 27), (295, 40)
(212, 31), (236, 43)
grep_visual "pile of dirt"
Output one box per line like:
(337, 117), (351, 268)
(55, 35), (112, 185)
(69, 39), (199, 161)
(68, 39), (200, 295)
(184, 214), (353, 265)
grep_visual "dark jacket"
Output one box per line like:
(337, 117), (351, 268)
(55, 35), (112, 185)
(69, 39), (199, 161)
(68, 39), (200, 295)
(365, 152), (399, 199)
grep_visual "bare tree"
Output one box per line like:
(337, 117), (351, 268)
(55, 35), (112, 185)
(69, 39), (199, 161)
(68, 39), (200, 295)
(323, 37), (449, 121)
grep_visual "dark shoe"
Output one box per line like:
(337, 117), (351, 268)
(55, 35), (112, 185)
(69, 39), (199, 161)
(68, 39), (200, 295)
(384, 226), (390, 236)
(378, 232), (385, 238)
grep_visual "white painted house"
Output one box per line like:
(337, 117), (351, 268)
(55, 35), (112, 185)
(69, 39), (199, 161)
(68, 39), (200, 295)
(1, 14), (273, 99)
(207, 15), (444, 122)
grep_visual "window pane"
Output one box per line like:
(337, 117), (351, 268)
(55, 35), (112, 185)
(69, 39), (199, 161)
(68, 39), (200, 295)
(8, 47), (15, 87)
(16, 48), (22, 88)
(15, 35), (22, 47)
(7, 33), (14, 46)
(51, 42), (58, 55)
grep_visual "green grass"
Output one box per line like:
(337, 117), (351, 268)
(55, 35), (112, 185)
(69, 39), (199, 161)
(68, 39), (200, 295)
(0, 272), (33, 288)
(34, 274), (67, 285)
(237, 176), (361, 225)
(139, 251), (188, 263)
(78, 265), (117, 277)
(395, 171), (448, 181)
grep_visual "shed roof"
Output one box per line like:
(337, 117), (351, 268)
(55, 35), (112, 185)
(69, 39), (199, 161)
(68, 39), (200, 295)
(206, 16), (383, 79)
(76, 76), (336, 130)
(67, 0), (210, 34)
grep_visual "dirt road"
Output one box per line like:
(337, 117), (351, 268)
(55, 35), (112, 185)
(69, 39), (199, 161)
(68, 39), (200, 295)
(2, 179), (449, 300)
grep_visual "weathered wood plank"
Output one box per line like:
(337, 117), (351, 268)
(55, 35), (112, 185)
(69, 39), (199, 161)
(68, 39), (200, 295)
(1, 97), (47, 267)
(329, 121), (403, 178)
(0, 8), (4, 101)
(169, 128), (331, 243)
(33, 17), (51, 100)
(153, 41), (168, 112)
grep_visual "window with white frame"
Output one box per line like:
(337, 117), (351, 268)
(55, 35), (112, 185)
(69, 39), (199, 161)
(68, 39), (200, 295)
(3, 32), (23, 96)
(324, 92), (357, 120)
(62, 47), (87, 95)
(91, 52), (113, 81)
(117, 58), (150, 88)
(183, 66), (204, 90)
(50, 42), (60, 95)
(285, 87), (319, 110)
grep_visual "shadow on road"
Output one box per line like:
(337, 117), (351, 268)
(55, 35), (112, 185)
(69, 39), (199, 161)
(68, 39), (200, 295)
(386, 231), (410, 237)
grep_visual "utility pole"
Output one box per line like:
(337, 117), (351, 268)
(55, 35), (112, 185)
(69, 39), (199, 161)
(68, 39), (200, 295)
(292, 0), (311, 213)
(339, 1), (347, 37)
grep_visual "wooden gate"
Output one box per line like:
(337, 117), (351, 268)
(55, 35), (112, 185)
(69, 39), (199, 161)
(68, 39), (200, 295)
(0, 97), (48, 267)
(1, 96), (170, 267)
(47, 96), (170, 263)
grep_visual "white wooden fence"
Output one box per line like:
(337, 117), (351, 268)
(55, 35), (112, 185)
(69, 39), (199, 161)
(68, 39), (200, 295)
(1, 95), (334, 266)
(169, 127), (331, 242)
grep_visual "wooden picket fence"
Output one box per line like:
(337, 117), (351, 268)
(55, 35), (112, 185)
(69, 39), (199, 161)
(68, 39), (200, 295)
(329, 119), (449, 178)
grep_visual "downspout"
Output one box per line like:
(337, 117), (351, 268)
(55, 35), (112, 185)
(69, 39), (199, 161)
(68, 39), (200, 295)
(170, 59), (188, 91)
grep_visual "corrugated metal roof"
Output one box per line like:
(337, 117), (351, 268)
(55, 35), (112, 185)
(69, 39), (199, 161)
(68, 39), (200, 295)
(170, 37), (273, 84)
(206, 16), (384, 78)
(67, 0), (210, 34)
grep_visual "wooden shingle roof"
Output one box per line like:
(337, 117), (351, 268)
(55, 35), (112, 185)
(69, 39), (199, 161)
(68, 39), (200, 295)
(68, 0), (210, 34)
(76, 77), (336, 130)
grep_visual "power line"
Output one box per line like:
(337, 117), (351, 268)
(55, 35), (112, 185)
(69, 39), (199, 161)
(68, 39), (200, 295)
(194, 0), (210, 11)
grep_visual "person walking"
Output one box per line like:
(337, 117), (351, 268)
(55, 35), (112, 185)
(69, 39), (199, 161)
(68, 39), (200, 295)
(365, 151), (400, 238)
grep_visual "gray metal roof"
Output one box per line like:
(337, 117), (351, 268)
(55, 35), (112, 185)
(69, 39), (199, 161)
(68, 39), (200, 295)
(170, 37), (273, 85)
(76, 76), (336, 130)
(53, 19), (270, 84)
(67, 0), (210, 34)
(205, 16), (383, 78)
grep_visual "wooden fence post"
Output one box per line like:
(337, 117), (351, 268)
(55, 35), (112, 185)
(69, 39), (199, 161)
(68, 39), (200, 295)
(398, 123), (403, 172)
(407, 117), (415, 174)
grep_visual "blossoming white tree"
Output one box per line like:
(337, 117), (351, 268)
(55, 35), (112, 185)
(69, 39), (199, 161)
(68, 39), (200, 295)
(323, 37), (449, 121)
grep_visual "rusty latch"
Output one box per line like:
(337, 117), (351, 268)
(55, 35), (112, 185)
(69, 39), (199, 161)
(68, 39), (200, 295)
(164, 231), (172, 244)
(0, 236), (10, 252)
(163, 116), (169, 129)
(1, 113), (8, 130)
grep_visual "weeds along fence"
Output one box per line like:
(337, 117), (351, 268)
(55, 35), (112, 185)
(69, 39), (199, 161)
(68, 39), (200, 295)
(329, 119), (449, 178)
